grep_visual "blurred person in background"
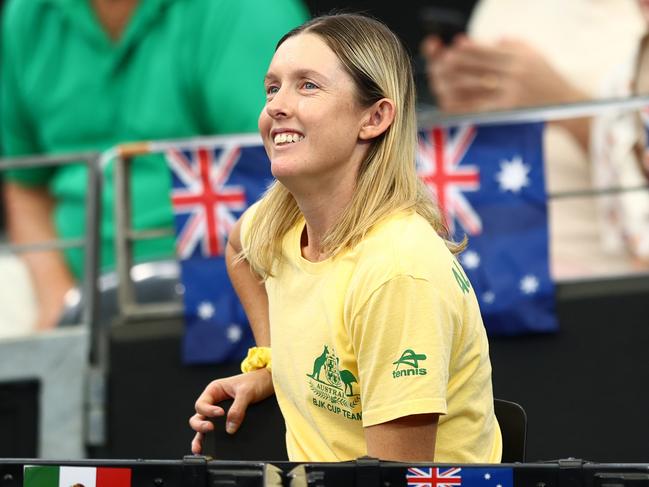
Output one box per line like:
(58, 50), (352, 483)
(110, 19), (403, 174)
(421, 0), (647, 280)
(0, 0), (307, 333)
(590, 0), (649, 272)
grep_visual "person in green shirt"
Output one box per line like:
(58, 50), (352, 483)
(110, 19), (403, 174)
(1, 0), (308, 330)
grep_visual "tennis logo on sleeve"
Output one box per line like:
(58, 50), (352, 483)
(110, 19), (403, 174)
(392, 349), (428, 378)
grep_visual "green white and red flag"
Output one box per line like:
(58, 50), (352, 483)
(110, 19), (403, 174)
(23, 465), (131, 487)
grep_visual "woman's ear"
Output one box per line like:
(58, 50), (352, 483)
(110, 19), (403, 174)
(359, 98), (396, 141)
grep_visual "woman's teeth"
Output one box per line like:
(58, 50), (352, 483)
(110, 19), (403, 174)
(274, 133), (304, 145)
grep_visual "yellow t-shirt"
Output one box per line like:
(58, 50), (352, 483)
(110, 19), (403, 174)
(242, 206), (502, 462)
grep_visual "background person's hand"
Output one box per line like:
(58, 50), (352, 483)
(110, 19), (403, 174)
(420, 35), (448, 103)
(426, 36), (586, 113)
(189, 368), (274, 455)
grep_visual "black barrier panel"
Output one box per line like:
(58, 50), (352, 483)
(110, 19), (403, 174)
(0, 379), (39, 458)
(1, 458), (649, 487)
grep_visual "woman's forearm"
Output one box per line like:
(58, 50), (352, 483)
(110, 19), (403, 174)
(225, 217), (270, 346)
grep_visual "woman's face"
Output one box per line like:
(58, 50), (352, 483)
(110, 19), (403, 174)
(259, 33), (370, 187)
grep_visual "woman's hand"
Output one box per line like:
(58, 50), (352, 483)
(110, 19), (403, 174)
(189, 368), (274, 455)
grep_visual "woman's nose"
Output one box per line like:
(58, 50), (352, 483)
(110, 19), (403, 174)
(266, 89), (292, 119)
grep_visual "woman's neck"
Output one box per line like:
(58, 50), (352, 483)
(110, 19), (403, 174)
(92, 0), (139, 41)
(294, 178), (356, 262)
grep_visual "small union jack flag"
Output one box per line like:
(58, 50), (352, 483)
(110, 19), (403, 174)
(406, 467), (462, 487)
(167, 145), (246, 259)
(417, 125), (482, 236)
(406, 467), (514, 487)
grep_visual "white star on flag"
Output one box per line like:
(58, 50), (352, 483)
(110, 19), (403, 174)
(461, 250), (481, 269)
(484, 473), (492, 480)
(519, 274), (540, 295)
(482, 291), (496, 304)
(226, 323), (243, 343)
(197, 301), (215, 320)
(495, 156), (530, 193)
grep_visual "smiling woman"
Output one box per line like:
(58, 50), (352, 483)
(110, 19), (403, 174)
(190, 13), (502, 464)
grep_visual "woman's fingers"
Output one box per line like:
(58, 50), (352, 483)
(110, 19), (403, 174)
(224, 383), (255, 434)
(194, 400), (225, 418)
(189, 413), (216, 433)
(190, 370), (274, 445)
(191, 431), (204, 455)
(224, 369), (274, 434)
(194, 380), (229, 417)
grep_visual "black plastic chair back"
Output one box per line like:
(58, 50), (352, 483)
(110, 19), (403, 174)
(494, 398), (527, 462)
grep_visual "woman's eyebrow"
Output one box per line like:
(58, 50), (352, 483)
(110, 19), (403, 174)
(293, 68), (328, 81)
(264, 69), (330, 84)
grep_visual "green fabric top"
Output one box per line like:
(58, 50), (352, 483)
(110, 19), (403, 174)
(1, 0), (307, 277)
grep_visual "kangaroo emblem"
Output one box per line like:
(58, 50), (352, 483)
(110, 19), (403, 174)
(339, 369), (358, 396)
(309, 345), (329, 381)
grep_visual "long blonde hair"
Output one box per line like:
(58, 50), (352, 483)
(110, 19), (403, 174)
(246, 13), (464, 279)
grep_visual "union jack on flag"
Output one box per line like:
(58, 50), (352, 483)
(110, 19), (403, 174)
(418, 126), (481, 236)
(165, 136), (273, 364)
(406, 467), (462, 487)
(167, 145), (246, 259)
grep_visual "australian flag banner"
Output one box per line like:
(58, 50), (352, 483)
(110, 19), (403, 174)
(166, 135), (273, 364)
(405, 466), (513, 487)
(168, 123), (555, 363)
(417, 123), (558, 334)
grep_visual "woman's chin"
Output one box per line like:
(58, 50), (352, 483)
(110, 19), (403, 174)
(270, 161), (301, 181)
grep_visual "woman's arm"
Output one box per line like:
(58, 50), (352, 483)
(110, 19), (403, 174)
(190, 213), (273, 453)
(225, 216), (270, 346)
(351, 275), (456, 462)
(365, 413), (439, 461)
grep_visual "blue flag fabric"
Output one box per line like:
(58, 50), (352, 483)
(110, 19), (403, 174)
(166, 136), (273, 364)
(417, 123), (557, 334)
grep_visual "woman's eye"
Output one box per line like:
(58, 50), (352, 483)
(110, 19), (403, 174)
(303, 81), (318, 90)
(266, 85), (279, 96)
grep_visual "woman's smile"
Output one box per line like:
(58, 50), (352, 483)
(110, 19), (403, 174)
(271, 129), (305, 147)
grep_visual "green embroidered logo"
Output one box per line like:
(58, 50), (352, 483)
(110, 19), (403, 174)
(452, 259), (471, 294)
(306, 345), (362, 421)
(392, 349), (428, 378)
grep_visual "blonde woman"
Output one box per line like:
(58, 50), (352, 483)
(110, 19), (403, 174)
(190, 13), (501, 463)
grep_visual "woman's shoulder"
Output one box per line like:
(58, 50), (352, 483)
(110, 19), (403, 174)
(355, 211), (455, 279)
(366, 210), (447, 249)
